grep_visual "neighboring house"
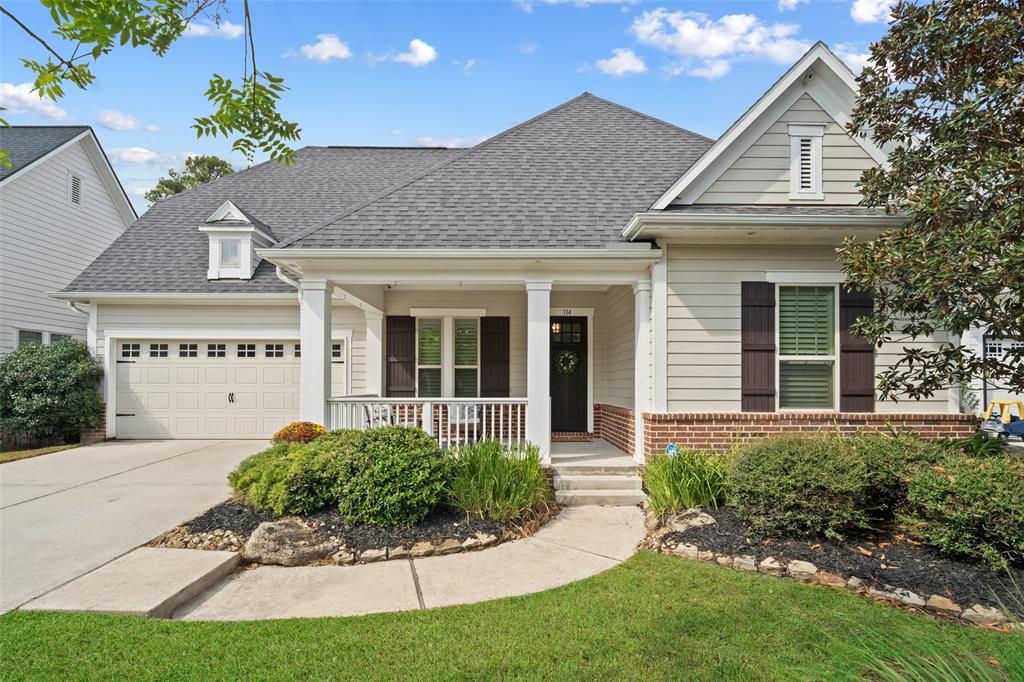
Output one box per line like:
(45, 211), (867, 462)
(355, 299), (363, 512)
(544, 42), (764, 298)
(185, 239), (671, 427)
(0, 126), (136, 354)
(55, 43), (976, 461)
(961, 327), (1023, 414)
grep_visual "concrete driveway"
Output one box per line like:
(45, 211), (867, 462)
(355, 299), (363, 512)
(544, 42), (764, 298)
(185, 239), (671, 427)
(0, 440), (262, 613)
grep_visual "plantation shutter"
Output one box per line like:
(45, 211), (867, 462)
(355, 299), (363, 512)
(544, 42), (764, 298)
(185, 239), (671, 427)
(778, 286), (835, 409)
(839, 287), (875, 412)
(385, 316), (416, 397)
(479, 316), (510, 397)
(741, 282), (776, 411)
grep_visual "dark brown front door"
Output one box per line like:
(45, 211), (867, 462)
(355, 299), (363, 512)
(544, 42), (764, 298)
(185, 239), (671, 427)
(550, 316), (587, 432)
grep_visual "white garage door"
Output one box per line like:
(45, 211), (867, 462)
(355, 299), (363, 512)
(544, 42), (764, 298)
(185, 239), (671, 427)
(115, 339), (348, 439)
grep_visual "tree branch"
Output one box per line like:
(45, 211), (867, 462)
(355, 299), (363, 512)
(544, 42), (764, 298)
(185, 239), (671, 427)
(0, 5), (87, 89)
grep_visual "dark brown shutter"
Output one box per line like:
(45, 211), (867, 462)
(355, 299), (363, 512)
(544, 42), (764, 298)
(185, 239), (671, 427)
(839, 287), (875, 412)
(741, 281), (776, 411)
(385, 316), (416, 397)
(479, 317), (510, 397)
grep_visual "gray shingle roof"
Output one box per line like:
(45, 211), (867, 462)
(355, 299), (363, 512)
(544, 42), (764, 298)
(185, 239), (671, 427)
(65, 146), (463, 293)
(0, 126), (90, 183)
(285, 93), (713, 249)
(664, 204), (894, 217)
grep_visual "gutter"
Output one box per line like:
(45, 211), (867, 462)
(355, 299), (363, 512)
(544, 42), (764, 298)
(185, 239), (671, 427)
(49, 291), (297, 302)
(622, 211), (908, 241)
(257, 246), (661, 260)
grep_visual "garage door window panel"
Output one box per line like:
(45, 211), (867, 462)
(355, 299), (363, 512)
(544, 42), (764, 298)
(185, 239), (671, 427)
(238, 343), (256, 358)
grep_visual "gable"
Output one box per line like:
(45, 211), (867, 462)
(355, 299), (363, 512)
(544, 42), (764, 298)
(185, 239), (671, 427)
(690, 94), (876, 206)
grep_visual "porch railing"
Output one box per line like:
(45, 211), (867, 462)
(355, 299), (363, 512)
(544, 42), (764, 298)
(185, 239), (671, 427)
(326, 397), (528, 450)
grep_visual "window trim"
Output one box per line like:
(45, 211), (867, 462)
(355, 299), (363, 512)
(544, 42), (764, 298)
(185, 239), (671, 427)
(788, 123), (825, 201)
(775, 282), (840, 411)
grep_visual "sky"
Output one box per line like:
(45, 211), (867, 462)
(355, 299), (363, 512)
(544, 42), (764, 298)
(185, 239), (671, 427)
(0, 0), (896, 214)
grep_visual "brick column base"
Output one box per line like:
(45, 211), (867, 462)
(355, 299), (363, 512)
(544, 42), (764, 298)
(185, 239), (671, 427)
(593, 404), (634, 456)
(80, 405), (107, 445)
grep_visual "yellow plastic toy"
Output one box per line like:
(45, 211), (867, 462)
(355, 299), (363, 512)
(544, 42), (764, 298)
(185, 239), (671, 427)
(982, 400), (1024, 424)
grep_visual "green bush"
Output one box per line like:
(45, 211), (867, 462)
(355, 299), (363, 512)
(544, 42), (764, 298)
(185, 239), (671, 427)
(729, 435), (872, 540)
(902, 454), (1024, 569)
(643, 446), (730, 514)
(228, 430), (360, 515)
(333, 426), (449, 527)
(845, 434), (945, 518)
(0, 339), (103, 442)
(447, 440), (552, 521)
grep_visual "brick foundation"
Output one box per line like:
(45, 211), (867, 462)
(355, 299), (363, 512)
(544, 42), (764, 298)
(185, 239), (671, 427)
(593, 403), (634, 456)
(80, 405), (107, 445)
(643, 411), (979, 461)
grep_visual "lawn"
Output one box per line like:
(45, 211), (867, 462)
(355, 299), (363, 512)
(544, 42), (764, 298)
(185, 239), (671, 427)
(0, 443), (79, 465)
(1, 552), (1020, 681)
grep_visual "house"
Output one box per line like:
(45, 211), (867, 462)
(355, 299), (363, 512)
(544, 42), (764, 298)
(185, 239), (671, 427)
(54, 43), (976, 463)
(0, 126), (136, 354)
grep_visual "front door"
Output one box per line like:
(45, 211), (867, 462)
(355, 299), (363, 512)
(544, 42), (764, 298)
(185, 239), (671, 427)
(550, 316), (587, 432)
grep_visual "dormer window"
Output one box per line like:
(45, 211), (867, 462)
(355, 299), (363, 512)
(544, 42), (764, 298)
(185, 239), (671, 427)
(200, 200), (275, 280)
(788, 124), (824, 200)
(220, 240), (241, 267)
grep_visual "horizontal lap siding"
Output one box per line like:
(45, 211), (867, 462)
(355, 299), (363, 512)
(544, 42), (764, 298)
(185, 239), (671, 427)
(601, 285), (634, 409)
(665, 245), (950, 414)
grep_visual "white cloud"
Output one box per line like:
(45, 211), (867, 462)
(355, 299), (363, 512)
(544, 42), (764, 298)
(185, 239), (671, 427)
(107, 147), (178, 165)
(0, 82), (67, 120)
(454, 58), (476, 74)
(851, 0), (895, 23)
(594, 48), (647, 76)
(516, 0), (638, 11)
(834, 43), (872, 72)
(630, 9), (810, 79)
(294, 34), (352, 62)
(390, 129), (404, 136)
(97, 110), (158, 131)
(126, 185), (154, 197)
(415, 135), (487, 148)
(393, 39), (437, 67)
(777, 0), (809, 10)
(184, 20), (243, 39)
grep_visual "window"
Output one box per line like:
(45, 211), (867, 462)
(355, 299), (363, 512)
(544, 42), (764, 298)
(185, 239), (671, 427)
(220, 240), (241, 267)
(294, 343), (301, 358)
(453, 318), (479, 398)
(179, 343), (198, 358)
(778, 286), (836, 409)
(50, 333), (71, 344)
(68, 172), (82, 206)
(149, 343), (168, 358)
(265, 343), (284, 358)
(208, 343), (226, 358)
(237, 343), (256, 358)
(18, 330), (43, 347)
(417, 318), (442, 397)
(551, 321), (582, 343)
(788, 124), (824, 200)
(332, 341), (346, 362)
(121, 342), (141, 358)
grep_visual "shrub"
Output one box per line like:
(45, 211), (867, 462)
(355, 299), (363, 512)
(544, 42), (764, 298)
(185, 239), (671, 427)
(643, 445), (730, 514)
(333, 426), (449, 527)
(0, 339), (104, 443)
(271, 421), (326, 444)
(902, 454), (1024, 569)
(845, 434), (945, 518)
(447, 440), (552, 521)
(729, 435), (872, 540)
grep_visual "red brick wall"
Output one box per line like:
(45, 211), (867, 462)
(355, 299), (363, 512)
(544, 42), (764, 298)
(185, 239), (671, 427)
(80, 405), (106, 445)
(594, 403), (634, 456)
(643, 412), (978, 461)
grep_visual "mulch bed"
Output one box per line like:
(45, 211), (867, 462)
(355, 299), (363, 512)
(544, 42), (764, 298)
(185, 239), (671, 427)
(304, 507), (501, 552)
(662, 506), (1024, 618)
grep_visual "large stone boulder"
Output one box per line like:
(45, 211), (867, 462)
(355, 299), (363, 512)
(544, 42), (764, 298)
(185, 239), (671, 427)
(242, 519), (336, 566)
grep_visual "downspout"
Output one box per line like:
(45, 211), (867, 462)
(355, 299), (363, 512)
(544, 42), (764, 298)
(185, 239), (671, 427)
(275, 265), (301, 297)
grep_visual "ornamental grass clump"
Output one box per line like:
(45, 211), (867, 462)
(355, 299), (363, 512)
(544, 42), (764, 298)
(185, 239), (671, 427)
(642, 445), (730, 515)
(447, 440), (552, 522)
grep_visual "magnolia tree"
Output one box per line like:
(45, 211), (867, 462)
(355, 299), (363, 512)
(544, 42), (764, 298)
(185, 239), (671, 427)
(841, 0), (1024, 401)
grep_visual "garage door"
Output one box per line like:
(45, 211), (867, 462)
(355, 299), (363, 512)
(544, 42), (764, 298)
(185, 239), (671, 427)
(115, 339), (347, 439)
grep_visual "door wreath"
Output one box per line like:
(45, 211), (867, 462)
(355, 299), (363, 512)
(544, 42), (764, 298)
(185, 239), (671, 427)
(556, 350), (579, 375)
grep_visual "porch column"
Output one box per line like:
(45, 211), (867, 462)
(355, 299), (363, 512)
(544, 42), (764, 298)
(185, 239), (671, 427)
(633, 280), (652, 463)
(526, 279), (552, 463)
(365, 310), (383, 397)
(299, 278), (332, 425)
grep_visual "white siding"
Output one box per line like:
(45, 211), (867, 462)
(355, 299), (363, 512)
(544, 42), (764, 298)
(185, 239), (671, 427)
(665, 245), (950, 414)
(689, 94), (874, 206)
(602, 285), (634, 409)
(0, 140), (128, 353)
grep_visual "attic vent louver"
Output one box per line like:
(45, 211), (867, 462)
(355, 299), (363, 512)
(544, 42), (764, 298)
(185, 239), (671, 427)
(788, 124), (824, 200)
(69, 172), (82, 205)
(799, 138), (814, 190)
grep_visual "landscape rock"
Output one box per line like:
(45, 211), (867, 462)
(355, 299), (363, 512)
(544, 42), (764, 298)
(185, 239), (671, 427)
(734, 555), (757, 572)
(242, 520), (335, 567)
(359, 548), (387, 563)
(867, 585), (925, 608)
(410, 541), (435, 558)
(644, 512), (662, 532)
(716, 556), (733, 568)
(962, 604), (1006, 626)
(847, 576), (863, 590)
(787, 560), (817, 581)
(671, 509), (716, 533)
(389, 546), (410, 560)
(332, 549), (355, 566)
(461, 537), (481, 551)
(671, 544), (700, 560)
(926, 595), (962, 617)
(696, 549), (714, 562)
(435, 538), (463, 555)
(758, 557), (783, 576)
(476, 533), (499, 548)
(815, 572), (847, 589)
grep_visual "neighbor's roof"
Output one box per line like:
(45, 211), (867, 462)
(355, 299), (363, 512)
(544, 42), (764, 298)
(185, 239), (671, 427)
(0, 125), (90, 183)
(662, 205), (893, 217)
(283, 93), (713, 249)
(65, 146), (463, 293)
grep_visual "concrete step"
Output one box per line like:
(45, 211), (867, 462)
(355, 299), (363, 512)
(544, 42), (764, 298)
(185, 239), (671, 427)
(552, 464), (639, 476)
(555, 489), (646, 506)
(554, 474), (642, 491)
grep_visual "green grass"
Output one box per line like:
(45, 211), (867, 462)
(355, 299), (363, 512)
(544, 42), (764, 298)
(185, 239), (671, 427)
(1, 552), (1020, 681)
(0, 443), (78, 464)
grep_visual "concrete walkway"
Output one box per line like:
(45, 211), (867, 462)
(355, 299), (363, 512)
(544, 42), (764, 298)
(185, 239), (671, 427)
(0, 439), (263, 613)
(178, 505), (645, 620)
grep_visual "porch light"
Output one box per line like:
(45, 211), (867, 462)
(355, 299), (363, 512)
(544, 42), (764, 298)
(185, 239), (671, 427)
(551, 322), (561, 334)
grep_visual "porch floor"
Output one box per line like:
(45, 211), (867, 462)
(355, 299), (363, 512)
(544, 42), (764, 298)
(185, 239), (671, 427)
(550, 439), (634, 468)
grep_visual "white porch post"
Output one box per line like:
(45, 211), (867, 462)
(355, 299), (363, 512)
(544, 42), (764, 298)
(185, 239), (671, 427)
(651, 249), (668, 412)
(633, 280), (652, 463)
(365, 310), (383, 397)
(299, 278), (332, 425)
(526, 280), (552, 463)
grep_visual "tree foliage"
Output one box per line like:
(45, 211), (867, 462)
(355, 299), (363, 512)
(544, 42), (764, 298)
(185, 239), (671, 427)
(144, 154), (234, 202)
(840, 0), (1024, 400)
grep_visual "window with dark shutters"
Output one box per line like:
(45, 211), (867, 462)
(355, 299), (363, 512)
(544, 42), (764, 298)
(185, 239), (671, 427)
(741, 281), (776, 411)
(480, 317), (510, 397)
(385, 316), (416, 397)
(839, 287), (875, 412)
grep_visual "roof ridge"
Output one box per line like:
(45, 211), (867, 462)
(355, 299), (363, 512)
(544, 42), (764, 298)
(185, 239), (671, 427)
(320, 145), (459, 150)
(274, 93), (614, 249)
(0, 124), (90, 129)
(580, 92), (714, 143)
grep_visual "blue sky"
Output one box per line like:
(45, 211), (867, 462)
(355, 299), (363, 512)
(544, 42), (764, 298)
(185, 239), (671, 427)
(1, 0), (894, 213)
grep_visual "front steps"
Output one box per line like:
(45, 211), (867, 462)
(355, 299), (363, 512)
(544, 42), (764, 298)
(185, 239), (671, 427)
(551, 441), (645, 507)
